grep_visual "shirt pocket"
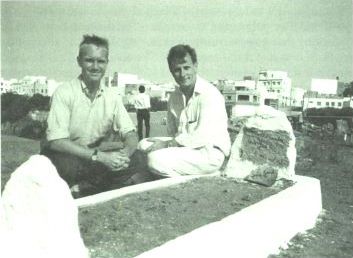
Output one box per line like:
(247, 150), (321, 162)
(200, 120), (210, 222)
(185, 106), (199, 131)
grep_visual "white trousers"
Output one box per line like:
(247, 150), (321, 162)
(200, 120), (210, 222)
(138, 137), (224, 177)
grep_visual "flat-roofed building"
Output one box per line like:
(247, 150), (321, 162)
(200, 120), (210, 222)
(303, 91), (344, 110)
(311, 78), (337, 95)
(257, 70), (292, 108)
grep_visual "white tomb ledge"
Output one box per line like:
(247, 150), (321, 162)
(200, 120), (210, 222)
(76, 175), (322, 258)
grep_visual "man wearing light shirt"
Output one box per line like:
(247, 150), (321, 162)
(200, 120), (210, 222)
(42, 35), (146, 197)
(138, 44), (231, 177)
(134, 85), (151, 141)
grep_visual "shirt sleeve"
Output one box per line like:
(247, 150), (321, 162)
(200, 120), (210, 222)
(46, 86), (72, 141)
(113, 95), (136, 137)
(174, 93), (227, 148)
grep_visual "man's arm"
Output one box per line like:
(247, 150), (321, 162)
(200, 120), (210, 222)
(49, 139), (95, 160)
(49, 139), (130, 172)
(121, 130), (139, 157)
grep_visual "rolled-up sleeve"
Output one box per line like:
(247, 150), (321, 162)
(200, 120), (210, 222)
(46, 87), (71, 141)
(113, 96), (136, 137)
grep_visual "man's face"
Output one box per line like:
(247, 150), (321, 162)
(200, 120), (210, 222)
(169, 53), (197, 90)
(77, 44), (109, 84)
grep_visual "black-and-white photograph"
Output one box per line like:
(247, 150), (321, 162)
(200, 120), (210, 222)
(1, 1), (352, 257)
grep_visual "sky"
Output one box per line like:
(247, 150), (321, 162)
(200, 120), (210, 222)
(1, 0), (352, 89)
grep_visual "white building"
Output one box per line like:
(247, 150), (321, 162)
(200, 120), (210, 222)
(8, 76), (61, 97)
(290, 87), (306, 108)
(311, 79), (337, 95)
(219, 79), (261, 118)
(221, 79), (257, 105)
(106, 72), (156, 96)
(0, 78), (12, 94)
(303, 91), (344, 110)
(257, 71), (292, 108)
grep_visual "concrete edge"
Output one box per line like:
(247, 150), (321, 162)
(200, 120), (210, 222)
(133, 175), (322, 258)
(75, 175), (202, 208)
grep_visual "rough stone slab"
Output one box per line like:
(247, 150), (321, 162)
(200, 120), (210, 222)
(225, 105), (296, 182)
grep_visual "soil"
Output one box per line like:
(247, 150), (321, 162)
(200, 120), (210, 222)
(270, 135), (353, 258)
(78, 176), (286, 258)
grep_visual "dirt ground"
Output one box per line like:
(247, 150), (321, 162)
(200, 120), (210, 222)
(79, 177), (285, 258)
(270, 135), (353, 258)
(1, 128), (353, 257)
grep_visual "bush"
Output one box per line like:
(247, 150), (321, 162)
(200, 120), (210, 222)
(29, 94), (50, 111)
(1, 93), (51, 123)
(150, 97), (167, 111)
(305, 107), (353, 127)
(1, 93), (31, 123)
(12, 116), (47, 139)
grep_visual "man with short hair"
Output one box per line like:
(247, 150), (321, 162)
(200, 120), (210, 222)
(139, 44), (231, 177)
(42, 34), (145, 197)
(134, 85), (151, 141)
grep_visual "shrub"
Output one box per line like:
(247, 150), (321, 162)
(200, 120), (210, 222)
(150, 97), (167, 111)
(1, 93), (31, 123)
(28, 94), (50, 111)
(304, 107), (353, 127)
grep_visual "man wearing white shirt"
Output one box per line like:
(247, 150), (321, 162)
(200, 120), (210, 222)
(139, 44), (231, 177)
(134, 85), (151, 141)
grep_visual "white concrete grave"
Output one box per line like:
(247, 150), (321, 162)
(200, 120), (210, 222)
(77, 174), (322, 258)
(1, 153), (322, 258)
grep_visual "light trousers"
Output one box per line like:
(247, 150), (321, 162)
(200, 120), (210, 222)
(138, 137), (224, 177)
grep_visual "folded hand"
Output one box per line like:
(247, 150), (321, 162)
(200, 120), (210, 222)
(99, 151), (130, 171)
(145, 139), (169, 153)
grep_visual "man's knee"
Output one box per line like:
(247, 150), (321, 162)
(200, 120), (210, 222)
(147, 150), (179, 177)
(41, 150), (84, 187)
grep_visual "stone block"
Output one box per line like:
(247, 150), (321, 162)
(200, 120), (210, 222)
(224, 105), (296, 183)
(0, 155), (89, 258)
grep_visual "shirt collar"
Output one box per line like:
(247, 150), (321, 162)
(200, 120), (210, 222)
(175, 75), (204, 96)
(78, 75), (105, 96)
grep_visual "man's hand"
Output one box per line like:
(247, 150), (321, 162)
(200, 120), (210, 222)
(145, 138), (170, 153)
(97, 151), (130, 172)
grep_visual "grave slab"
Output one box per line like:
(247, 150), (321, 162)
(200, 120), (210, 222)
(76, 175), (322, 258)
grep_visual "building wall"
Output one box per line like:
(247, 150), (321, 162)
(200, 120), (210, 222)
(311, 79), (337, 95)
(0, 78), (12, 94)
(290, 87), (306, 108)
(256, 70), (292, 107)
(303, 95), (344, 110)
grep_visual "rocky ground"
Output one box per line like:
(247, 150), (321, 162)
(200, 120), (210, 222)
(270, 135), (353, 258)
(1, 128), (353, 257)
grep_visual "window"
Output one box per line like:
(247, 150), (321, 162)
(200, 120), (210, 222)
(253, 96), (258, 102)
(317, 102), (321, 106)
(331, 102), (335, 106)
(238, 95), (250, 101)
(326, 102), (329, 106)
(338, 102), (342, 107)
(227, 96), (232, 100)
(309, 101), (313, 104)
